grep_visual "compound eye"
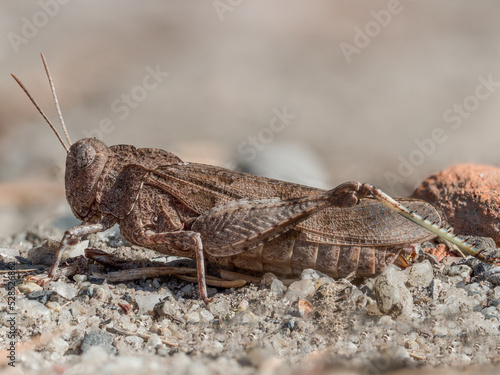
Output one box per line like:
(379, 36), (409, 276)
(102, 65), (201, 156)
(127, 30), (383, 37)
(76, 144), (96, 168)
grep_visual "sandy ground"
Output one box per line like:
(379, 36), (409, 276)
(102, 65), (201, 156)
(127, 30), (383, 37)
(0, 219), (499, 374)
(1, 2), (500, 374)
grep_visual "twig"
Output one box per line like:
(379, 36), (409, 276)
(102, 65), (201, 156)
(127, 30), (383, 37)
(176, 274), (246, 288)
(102, 266), (198, 282)
(218, 269), (299, 286)
(408, 352), (427, 361)
(106, 326), (178, 347)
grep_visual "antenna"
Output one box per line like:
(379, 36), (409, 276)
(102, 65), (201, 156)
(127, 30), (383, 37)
(40, 53), (72, 147)
(11, 54), (70, 153)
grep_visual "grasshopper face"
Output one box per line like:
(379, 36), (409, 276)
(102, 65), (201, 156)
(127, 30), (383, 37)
(65, 138), (110, 221)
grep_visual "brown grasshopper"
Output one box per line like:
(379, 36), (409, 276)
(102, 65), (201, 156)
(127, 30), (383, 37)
(12, 54), (484, 303)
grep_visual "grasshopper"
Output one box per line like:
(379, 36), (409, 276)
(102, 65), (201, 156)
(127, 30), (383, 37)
(12, 54), (485, 303)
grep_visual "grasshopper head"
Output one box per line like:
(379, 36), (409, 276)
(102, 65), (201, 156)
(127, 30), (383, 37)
(65, 138), (110, 220)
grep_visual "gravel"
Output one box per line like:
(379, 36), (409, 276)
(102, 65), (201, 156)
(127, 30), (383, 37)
(1, 226), (500, 375)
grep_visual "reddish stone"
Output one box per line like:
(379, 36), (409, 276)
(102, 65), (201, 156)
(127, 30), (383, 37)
(412, 164), (500, 246)
(423, 244), (454, 262)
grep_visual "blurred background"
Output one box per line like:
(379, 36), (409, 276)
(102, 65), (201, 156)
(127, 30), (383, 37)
(1, 1), (500, 236)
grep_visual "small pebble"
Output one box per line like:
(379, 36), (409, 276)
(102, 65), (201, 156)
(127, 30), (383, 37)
(73, 274), (87, 283)
(26, 290), (55, 305)
(50, 281), (77, 300)
(238, 299), (249, 310)
(92, 286), (110, 301)
(405, 260), (434, 287)
(0, 247), (20, 262)
(300, 268), (325, 282)
(484, 266), (500, 285)
(464, 282), (488, 296)
(284, 279), (315, 303)
(270, 279), (286, 296)
(18, 282), (43, 294)
(45, 337), (69, 355)
(17, 299), (50, 320)
(297, 298), (314, 318)
(81, 331), (116, 355)
(199, 309), (214, 323)
(155, 298), (182, 320)
(180, 284), (193, 294)
(185, 311), (201, 323)
(208, 297), (231, 318)
(481, 306), (498, 319)
(146, 334), (163, 350)
(446, 264), (472, 280)
(315, 276), (335, 289)
(430, 279), (443, 300)
(373, 267), (413, 319)
(46, 301), (62, 312)
(125, 335), (144, 349)
(260, 272), (278, 288)
(135, 293), (164, 315)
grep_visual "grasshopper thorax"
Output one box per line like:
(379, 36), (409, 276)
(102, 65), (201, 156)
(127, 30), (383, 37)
(65, 138), (110, 220)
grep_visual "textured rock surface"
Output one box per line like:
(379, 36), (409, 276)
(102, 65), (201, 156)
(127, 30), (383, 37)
(373, 266), (414, 319)
(413, 164), (500, 245)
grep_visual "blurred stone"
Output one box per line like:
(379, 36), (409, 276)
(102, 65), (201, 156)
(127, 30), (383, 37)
(49, 281), (77, 300)
(208, 296), (231, 318)
(413, 164), (500, 246)
(45, 337), (69, 355)
(81, 331), (116, 355)
(373, 267), (413, 319)
(482, 306), (498, 319)
(46, 301), (62, 312)
(155, 297), (183, 321)
(73, 274), (87, 283)
(483, 266), (500, 285)
(185, 310), (201, 323)
(445, 264), (472, 280)
(238, 299), (249, 310)
(26, 290), (55, 305)
(234, 142), (330, 189)
(297, 298), (314, 318)
(0, 247), (20, 262)
(135, 293), (164, 315)
(18, 281), (43, 294)
(17, 299), (50, 320)
(199, 309), (215, 323)
(270, 279), (286, 296)
(430, 279), (443, 300)
(464, 282), (489, 296)
(90, 285), (110, 302)
(125, 335), (144, 349)
(300, 268), (327, 282)
(284, 279), (315, 303)
(146, 334), (163, 350)
(260, 272), (278, 288)
(405, 260), (434, 287)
